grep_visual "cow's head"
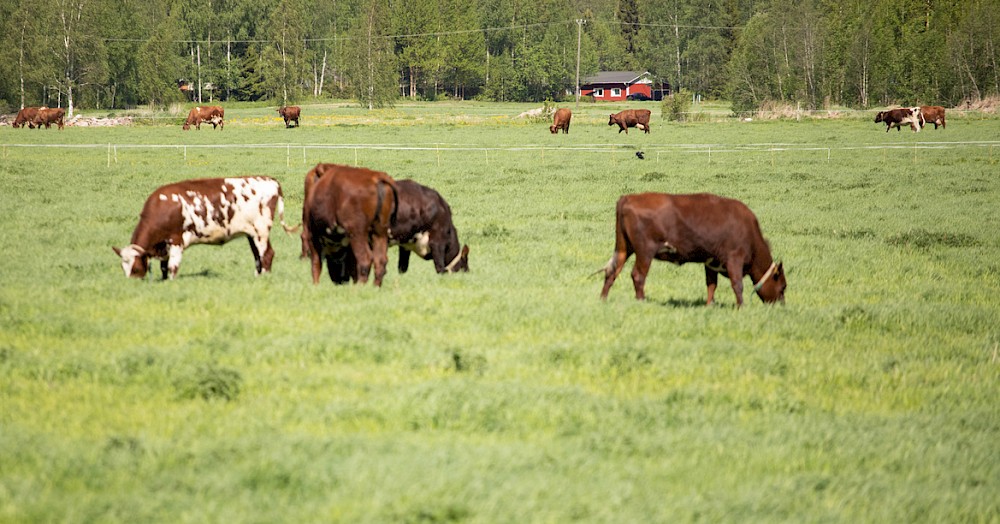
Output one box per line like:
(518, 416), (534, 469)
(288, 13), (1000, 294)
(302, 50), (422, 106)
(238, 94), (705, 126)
(549, 124), (558, 134)
(182, 122), (191, 130)
(608, 114), (617, 126)
(754, 261), (786, 304)
(445, 245), (470, 273)
(112, 245), (149, 278)
(277, 107), (285, 116)
(874, 111), (885, 123)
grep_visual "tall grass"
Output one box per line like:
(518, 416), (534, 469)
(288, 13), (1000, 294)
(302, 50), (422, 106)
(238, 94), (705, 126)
(1, 103), (998, 522)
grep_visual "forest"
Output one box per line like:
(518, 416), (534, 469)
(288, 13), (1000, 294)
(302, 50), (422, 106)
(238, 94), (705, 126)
(1, 0), (998, 114)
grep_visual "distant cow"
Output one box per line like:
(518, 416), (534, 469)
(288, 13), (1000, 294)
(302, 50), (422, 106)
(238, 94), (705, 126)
(32, 107), (65, 130)
(302, 163), (398, 286)
(277, 106), (301, 128)
(182, 106), (224, 130)
(550, 108), (572, 134)
(608, 109), (651, 134)
(393, 179), (469, 274)
(113, 177), (293, 280)
(11, 107), (44, 128)
(599, 193), (786, 307)
(919, 105), (946, 129)
(874, 107), (922, 132)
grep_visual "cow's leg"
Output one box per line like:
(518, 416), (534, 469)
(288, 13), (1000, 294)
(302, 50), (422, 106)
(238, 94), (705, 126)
(371, 234), (389, 287)
(310, 243), (324, 284)
(600, 247), (631, 300)
(398, 247), (412, 274)
(167, 245), (184, 280)
(724, 260), (746, 308)
(247, 237), (263, 274)
(630, 252), (652, 300)
(705, 267), (720, 305)
(644, 124), (651, 134)
(160, 259), (169, 280)
(348, 235), (374, 284)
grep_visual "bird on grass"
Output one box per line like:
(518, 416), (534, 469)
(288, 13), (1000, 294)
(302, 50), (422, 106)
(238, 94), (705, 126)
(636, 151), (645, 160)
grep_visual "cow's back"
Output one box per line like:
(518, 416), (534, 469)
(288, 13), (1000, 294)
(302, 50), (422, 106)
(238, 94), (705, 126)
(620, 193), (761, 260)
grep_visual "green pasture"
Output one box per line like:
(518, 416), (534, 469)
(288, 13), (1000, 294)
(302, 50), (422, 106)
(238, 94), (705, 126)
(1, 103), (998, 522)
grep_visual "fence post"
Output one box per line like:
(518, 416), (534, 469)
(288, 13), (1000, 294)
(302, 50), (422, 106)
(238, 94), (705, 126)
(107, 143), (111, 168)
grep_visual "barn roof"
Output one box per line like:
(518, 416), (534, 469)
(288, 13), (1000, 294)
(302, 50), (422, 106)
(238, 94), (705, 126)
(582, 71), (651, 85)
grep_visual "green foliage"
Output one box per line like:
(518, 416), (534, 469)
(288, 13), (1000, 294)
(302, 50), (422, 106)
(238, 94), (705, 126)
(1, 104), (999, 522)
(663, 90), (693, 121)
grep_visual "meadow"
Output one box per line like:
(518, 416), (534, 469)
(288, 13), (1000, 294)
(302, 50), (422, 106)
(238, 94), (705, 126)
(1, 101), (998, 523)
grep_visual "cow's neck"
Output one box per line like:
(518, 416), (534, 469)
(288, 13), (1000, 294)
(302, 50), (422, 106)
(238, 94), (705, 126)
(748, 246), (775, 285)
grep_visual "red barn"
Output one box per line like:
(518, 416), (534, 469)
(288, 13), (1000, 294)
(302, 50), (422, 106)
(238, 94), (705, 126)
(580, 71), (669, 102)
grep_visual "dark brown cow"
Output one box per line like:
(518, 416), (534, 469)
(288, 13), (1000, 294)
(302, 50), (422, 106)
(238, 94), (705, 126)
(11, 106), (44, 128)
(874, 107), (922, 132)
(393, 179), (469, 274)
(303, 163), (398, 286)
(182, 106), (225, 130)
(113, 177), (293, 280)
(599, 192), (786, 307)
(32, 107), (65, 130)
(277, 106), (301, 128)
(919, 105), (946, 129)
(550, 108), (572, 134)
(608, 109), (651, 134)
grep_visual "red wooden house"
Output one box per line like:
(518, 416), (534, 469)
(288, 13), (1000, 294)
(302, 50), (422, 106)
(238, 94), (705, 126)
(579, 71), (669, 101)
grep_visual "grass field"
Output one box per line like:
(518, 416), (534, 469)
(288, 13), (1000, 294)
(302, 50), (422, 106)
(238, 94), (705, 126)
(1, 101), (998, 522)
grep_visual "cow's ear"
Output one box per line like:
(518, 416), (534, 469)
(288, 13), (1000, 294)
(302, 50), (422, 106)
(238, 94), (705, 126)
(112, 246), (121, 256)
(461, 244), (470, 259)
(775, 261), (783, 278)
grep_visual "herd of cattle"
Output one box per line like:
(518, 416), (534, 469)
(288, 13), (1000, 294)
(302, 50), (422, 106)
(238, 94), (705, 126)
(112, 162), (784, 306)
(9, 100), (954, 305)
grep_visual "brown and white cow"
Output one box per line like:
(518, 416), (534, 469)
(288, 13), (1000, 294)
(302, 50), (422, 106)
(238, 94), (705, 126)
(874, 107), (923, 132)
(32, 107), (65, 130)
(11, 106), (45, 128)
(392, 179), (469, 274)
(113, 177), (292, 280)
(608, 109), (651, 134)
(550, 108), (572, 134)
(599, 192), (786, 307)
(277, 106), (301, 128)
(182, 106), (225, 130)
(302, 163), (398, 286)
(919, 105), (946, 129)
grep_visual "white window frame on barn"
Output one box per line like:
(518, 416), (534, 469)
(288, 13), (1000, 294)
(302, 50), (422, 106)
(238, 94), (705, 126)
(612, 88), (621, 97)
(594, 88), (604, 97)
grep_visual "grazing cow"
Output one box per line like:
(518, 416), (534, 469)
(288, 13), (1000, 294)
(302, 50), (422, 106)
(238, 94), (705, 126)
(599, 193), (786, 307)
(113, 177), (293, 280)
(302, 163), (398, 286)
(874, 107), (923, 132)
(182, 106), (225, 130)
(32, 107), (65, 130)
(608, 109), (651, 134)
(550, 108), (572, 134)
(11, 106), (44, 128)
(919, 105), (946, 129)
(277, 106), (301, 128)
(393, 179), (469, 274)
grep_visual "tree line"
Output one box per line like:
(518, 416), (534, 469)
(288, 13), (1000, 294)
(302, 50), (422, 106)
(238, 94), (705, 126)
(1, 0), (997, 115)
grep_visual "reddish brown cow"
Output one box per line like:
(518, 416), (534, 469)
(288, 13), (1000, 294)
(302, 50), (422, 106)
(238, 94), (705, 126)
(277, 106), (301, 128)
(550, 108), (572, 134)
(113, 177), (293, 280)
(303, 163), (398, 286)
(182, 106), (225, 130)
(11, 107), (44, 128)
(32, 107), (65, 130)
(608, 109), (651, 134)
(919, 105), (946, 129)
(599, 193), (786, 307)
(874, 107), (922, 132)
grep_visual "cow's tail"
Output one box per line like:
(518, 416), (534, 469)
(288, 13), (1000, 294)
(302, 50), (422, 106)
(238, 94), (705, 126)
(276, 190), (301, 234)
(374, 175), (399, 230)
(592, 196), (629, 279)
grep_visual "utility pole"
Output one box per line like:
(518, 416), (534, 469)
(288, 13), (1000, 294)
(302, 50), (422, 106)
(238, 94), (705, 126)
(575, 18), (585, 108)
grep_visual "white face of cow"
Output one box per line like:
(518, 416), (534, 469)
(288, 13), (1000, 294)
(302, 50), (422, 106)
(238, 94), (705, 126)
(113, 244), (146, 278)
